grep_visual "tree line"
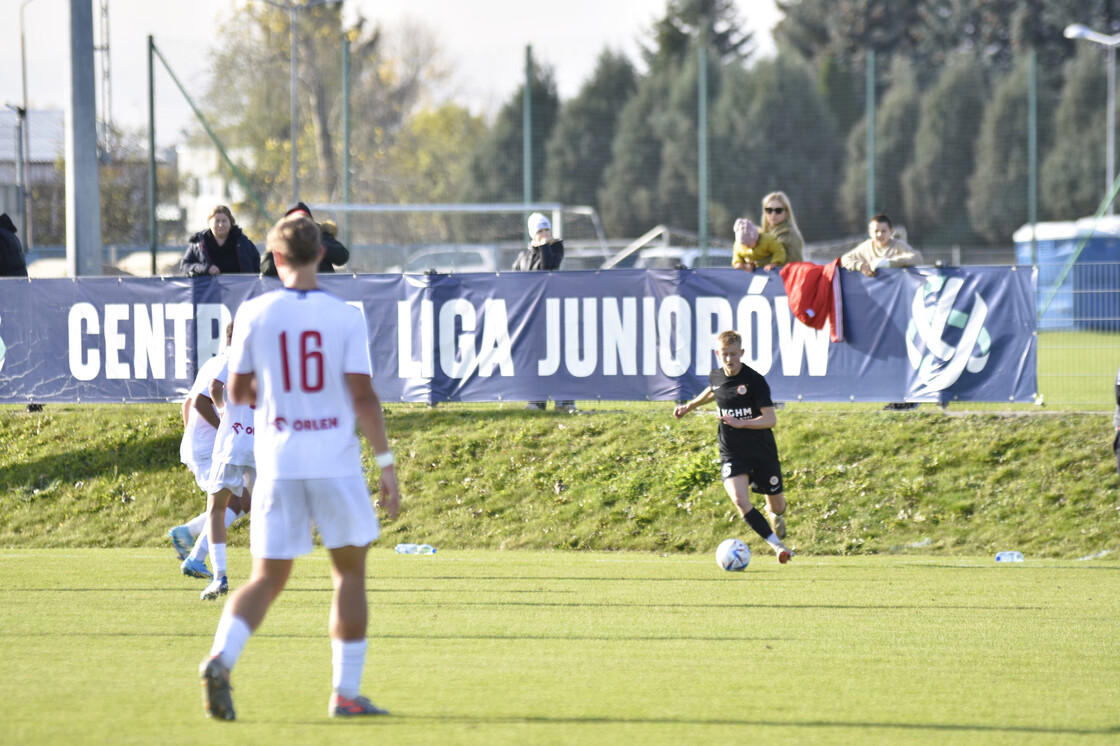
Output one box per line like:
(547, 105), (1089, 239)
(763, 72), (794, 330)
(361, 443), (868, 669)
(39, 0), (1118, 251)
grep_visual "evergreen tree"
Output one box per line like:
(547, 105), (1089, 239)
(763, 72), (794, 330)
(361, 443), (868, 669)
(710, 53), (843, 241)
(839, 57), (920, 232)
(542, 51), (637, 210)
(1041, 47), (1109, 219)
(599, 73), (671, 238)
(818, 53), (862, 135)
(901, 55), (986, 245)
(459, 67), (561, 204)
(643, 0), (753, 69)
(969, 57), (1055, 243)
(600, 0), (754, 238)
(656, 48), (719, 231)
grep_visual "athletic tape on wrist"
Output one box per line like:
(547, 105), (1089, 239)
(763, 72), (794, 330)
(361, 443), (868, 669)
(375, 451), (395, 469)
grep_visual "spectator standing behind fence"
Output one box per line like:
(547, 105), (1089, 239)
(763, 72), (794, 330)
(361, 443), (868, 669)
(840, 213), (923, 278)
(180, 206), (261, 277)
(759, 192), (804, 264)
(0, 213), (28, 277)
(513, 212), (564, 271)
(260, 202), (350, 276)
(732, 218), (786, 272)
(515, 213), (573, 412)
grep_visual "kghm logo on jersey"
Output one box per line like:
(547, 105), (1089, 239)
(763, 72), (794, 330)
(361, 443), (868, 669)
(905, 276), (991, 392)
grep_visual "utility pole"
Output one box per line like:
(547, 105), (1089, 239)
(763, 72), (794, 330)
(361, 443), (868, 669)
(67, 0), (103, 276)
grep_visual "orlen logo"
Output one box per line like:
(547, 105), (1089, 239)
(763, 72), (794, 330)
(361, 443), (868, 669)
(905, 276), (990, 392)
(272, 417), (288, 432)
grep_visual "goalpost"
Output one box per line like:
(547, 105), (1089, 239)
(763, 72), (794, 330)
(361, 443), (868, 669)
(306, 202), (612, 272)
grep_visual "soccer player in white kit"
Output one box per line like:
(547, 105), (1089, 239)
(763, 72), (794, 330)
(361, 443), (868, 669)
(198, 356), (256, 601)
(171, 325), (250, 579)
(170, 349), (236, 577)
(199, 213), (401, 721)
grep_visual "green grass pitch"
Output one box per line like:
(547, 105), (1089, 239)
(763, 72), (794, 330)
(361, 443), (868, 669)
(1, 548), (1118, 745)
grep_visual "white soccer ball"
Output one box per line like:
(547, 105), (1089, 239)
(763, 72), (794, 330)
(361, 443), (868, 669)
(716, 538), (751, 571)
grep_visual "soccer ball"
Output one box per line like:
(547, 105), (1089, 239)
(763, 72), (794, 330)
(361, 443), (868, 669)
(716, 538), (751, 571)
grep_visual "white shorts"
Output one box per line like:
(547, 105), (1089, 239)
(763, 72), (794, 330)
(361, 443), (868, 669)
(187, 458), (213, 492)
(250, 475), (380, 560)
(208, 463), (255, 496)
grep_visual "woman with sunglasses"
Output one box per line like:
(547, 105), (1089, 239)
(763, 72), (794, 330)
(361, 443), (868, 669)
(759, 192), (804, 265)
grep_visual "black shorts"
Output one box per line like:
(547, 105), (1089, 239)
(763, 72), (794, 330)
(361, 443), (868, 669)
(721, 457), (783, 495)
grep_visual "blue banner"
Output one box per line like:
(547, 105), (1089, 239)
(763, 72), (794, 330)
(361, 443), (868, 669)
(0, 266), (1036, 404)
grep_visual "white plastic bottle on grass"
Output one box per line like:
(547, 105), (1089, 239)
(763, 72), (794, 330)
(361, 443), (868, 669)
(995, 551), (1023, 562)
(395, 543), (436, 555)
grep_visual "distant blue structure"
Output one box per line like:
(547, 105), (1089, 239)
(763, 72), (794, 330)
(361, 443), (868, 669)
(1014, 217), (1120, 331)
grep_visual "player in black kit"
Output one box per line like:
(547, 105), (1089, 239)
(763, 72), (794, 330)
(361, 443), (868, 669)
(673, 329), (794, 563)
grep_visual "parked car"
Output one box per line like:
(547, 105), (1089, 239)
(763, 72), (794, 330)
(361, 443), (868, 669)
(608, 246), (734, 270)
(389, 245), (501, 274)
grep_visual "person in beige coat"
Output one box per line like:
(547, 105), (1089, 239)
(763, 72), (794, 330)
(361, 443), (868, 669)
(841, 214), (924, 277)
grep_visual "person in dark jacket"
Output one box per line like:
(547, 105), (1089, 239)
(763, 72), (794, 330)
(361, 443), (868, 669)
(260, 202), (350, 276)
(513, 212), (564, 271)
(0, 213), (28, 277)
(515, 213), (573, 411)
(180, 205), (260, 276)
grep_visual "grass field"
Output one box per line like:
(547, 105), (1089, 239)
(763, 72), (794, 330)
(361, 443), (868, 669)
(2, 548), (1118, 745)
(1036, 329), (1120, 406)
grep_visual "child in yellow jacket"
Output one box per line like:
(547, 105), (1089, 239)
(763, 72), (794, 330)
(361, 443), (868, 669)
(732, 218), (787, 271)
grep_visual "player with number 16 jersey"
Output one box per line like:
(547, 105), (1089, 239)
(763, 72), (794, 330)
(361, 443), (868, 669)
(228, 290), (369, 479)
(200, 213), (399, 722)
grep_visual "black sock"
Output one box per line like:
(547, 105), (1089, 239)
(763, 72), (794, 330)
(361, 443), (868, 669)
(743, 507), (774, 541)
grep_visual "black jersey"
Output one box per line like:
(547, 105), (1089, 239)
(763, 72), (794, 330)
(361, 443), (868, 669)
(709, 364), (779, 463)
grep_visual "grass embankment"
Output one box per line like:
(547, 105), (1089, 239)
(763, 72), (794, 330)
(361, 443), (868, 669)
(0, 403), (1115, 557)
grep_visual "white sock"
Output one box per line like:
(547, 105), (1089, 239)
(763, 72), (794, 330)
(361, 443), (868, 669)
(331, 639), (367, 698)
(187, 530), (209, 562)
(224, 508), (237, 528)
(764, 534), (785, 551)
(186, 512), (207, 537)
(210, 614), (252, 670)
(209, 543), (227, 577)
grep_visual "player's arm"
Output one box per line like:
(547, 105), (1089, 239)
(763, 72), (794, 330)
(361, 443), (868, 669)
(674, 387), (715, 419)
(346, 372), (400, 519)
(227, 372), (257, 406)
(209, 378), (226, 410)
(193, 393), (221, 429)
(721, 405), (777, 430)
(181, 396), (192, 427)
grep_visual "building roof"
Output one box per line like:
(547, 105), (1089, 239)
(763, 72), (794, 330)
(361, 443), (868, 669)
(0, 109), (66, 163)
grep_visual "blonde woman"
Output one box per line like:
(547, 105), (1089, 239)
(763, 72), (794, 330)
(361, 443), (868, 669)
(760, 191), (804, 264)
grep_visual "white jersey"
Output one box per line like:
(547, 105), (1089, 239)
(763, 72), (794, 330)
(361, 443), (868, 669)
(228, 288), (372, 479)
(210, 360), (255, 467)
(179, 352), (227, 467)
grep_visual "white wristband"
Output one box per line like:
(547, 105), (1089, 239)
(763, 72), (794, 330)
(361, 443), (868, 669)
(374, 451), (395, 469)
